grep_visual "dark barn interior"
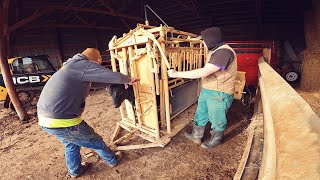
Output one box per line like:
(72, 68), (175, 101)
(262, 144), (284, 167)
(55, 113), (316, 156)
(5, 0), (312, 66)
(1, 0), (320, 179)
(4, 0), (319, 91)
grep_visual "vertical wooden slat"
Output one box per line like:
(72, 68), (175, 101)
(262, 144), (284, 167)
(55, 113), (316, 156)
(119, 48), (135, 123)
(128, 46), (141, 125)
(178, 50), (182, 71)
(110, 49), (117, 72)
(183, 50), (186, 71)
(159, 79), (166, 128)
(199, 42), (203, 68)
(189, 42), (194, 70)
(152, 54), (160, 96)
(110, 49), (124, 119)
(146, 43), (160, 139)
(121, 47), (135, 123)
(160, 28), (171, 133)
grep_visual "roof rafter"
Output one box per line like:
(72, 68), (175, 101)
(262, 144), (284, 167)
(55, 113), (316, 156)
(22, 4), (143, 21)
(173, 0), (199, 17)
(9, 8), (54, 32)
(26, 24), (123, 31)
(98, 0), (130, 29)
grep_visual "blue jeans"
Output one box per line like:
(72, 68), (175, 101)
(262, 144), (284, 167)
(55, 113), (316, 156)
(41, 121), (118, 176)
(194, 88), (233, 131)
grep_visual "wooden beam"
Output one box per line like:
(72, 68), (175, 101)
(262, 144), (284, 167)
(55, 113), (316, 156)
(116, 0), (134, 12)
(171, 17), (205, 24)
(73, 13), (89, 24)
(9, 9), (52, 32)
(208, 0), (251, 5)
(13, 44), (57, 48)
(0, 0), (29, 121)
(173, 0), (191, 10)
(80, 0), (91, 7)
(159, 29), (171, 133)
(55, 28), (64, 67)
(212, 4), (255, 12)
(26, 24), (124, 31)
(64, 0), (90, 24)
(216, 19), (256, 26)
(190, 0), (199, 17)
(23, 5), (143, 21)
(173, 0), (199, 17)
(64, 7), (142, 21)
(98, 0), (130, 29)
(114, 142), (165, 151)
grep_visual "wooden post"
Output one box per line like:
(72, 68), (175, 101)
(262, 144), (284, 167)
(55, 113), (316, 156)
(146, 43), (160, 139)
(128, 46), (142, 125)
(0, 0), (29, 121)
(110, 49), (125, 119)
(110, 49), (117, 72)
(121, 47), (135, 123)
(159, 28), (171, 133)
(55, 28), (64, 67)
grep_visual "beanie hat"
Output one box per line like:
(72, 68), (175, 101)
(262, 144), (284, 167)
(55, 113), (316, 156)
(81, 48), (102, 64)
(200, 27), (223, 50)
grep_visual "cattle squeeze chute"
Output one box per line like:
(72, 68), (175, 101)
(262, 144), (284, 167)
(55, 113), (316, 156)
(108, 24), (245, 150)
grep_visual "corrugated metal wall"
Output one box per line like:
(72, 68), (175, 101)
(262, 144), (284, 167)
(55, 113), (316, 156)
(12, 47), (60, 69)
(11, 29), (113, 69)
(11, 29), (61, 68)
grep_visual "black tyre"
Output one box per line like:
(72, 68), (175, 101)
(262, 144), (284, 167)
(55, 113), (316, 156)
(282, 70), (300, 83)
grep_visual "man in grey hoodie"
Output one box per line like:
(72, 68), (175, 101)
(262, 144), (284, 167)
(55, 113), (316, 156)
(37, 48), (138, 178)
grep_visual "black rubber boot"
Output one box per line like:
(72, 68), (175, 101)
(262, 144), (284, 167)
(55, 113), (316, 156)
(201, 129), (224, 149)
(184, 124), (205, 144)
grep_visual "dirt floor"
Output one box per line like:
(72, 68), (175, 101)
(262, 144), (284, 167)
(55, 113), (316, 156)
(1, 85), (318, 180)
(0, 90), (250, 180)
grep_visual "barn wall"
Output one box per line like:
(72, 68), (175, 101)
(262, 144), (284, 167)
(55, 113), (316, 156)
(11, 29), (61, 68)
(11, 29), (114, 69)
(300, 1), (320, 91)
(218, 22), (305, 41)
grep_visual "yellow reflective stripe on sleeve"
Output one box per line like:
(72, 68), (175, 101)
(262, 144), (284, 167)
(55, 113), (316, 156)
(38, 115), (83, 128)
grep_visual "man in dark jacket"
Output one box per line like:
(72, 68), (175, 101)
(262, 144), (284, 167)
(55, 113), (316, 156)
(168, 27), (237, 149)
(37, 48), (138, 178)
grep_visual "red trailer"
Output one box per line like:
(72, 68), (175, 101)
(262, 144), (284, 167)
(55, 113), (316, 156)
(227, 41), (278, 86)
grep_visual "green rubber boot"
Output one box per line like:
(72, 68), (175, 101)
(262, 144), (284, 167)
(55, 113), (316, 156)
(201, 129), (224, 149)
(184, 124), (205, 144)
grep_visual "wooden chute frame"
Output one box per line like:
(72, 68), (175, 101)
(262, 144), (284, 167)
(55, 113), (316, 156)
(108, 24), (206, 150)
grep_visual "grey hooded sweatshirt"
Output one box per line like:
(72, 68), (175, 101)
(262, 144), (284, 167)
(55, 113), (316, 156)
(37, 54), (131, 119)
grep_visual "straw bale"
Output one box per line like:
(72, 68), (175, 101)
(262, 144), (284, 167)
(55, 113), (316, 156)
(300, 8), (320, 91)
